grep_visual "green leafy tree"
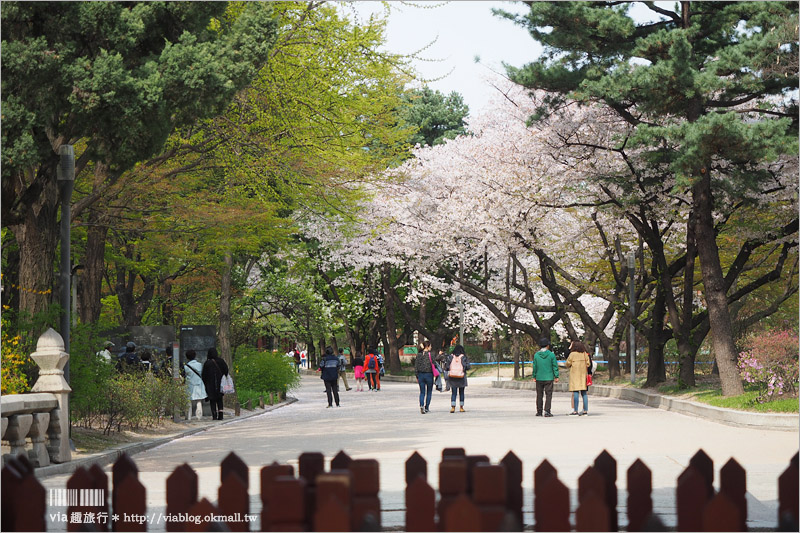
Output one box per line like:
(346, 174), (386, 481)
(1, 1), (278, 316)
(401, 86), (470, 147)
(497, 1), (798, 396)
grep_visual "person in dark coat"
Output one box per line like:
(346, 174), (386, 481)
(444, 344), (471, 413)
(201, 347), (229, 420)
(116, 341), (140, 372)
(319, 347), (341, 407)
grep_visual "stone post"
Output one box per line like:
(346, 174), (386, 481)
(30, 328), (72, 463)
(4, 414), (33, 459)
(28, 412), (51, 467)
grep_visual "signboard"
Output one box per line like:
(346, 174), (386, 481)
(179, 325), (217, 365)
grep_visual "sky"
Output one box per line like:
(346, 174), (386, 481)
(346, 1), (541, 115)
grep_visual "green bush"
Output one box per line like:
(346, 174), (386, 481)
(232, 345), (300, 403)
(69, 322), (117, 427)
(103, 372), (186, 434)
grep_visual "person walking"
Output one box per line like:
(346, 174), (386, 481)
(415, 341), (436, 414)
(363, 348), (380, 391)
(319, 347), (342, 407)
(337, 348), (352, 391)
(436, 349), (450, 392)
(184, 349), (207, 420)
(444, 344), (471, 413)
(566, 340), (592, 415)
(352, 351), (365, 391)
(201, 347), (229, 420)
(532, 338), (559, 417)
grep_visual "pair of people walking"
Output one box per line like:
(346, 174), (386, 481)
(363, 348), (382, 391)
(533, 338), (592, 416)
(200, 347), (230, 420)
(415, 344), (471, 414)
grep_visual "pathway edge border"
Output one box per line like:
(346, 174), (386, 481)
(33, 397), (298, 479)
(491, 380), (798, 431)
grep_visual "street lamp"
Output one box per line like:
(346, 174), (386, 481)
(57, 144), (75, 382)
(628, 252), (636, 384)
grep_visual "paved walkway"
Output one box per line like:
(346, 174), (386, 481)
(38, 375), (798, 531)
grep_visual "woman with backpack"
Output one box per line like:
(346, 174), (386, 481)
(363, 348), (380, 391)
(444, 344), (471, 413)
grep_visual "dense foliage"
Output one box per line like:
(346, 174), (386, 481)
(232, 345), (300, 403)
(738, 330), (799, 402)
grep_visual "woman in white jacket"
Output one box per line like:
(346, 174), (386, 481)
(184, 350), (207, 419)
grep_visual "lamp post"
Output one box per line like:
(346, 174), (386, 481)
(57, 144), (75, 382)
(628, 252), (636, 384)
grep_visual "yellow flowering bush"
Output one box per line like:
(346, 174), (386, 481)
(1, 308), (30, 394)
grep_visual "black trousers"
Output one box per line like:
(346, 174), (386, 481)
(324, 379), (340, 406)
(209, 396), (224, 419)
(536, 380), (554, 414)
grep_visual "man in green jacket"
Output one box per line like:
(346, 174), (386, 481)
(532, 337), (559, 417)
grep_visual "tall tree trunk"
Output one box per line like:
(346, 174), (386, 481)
(511, 330), (521, 379)
(161, 279), (174, 326)
(644, 284), (668, 387)
(219, 252), (235, 410)
(219, 252), (233, 369)
(692, 174), (745, 396)
(382, 265), (402, 374)
(307, 337), (316, 369)
(9, 179), (60, 317)
(79, 215), (108, 324)
(115, 262), (155, 327)
(678, 338), (700, 388)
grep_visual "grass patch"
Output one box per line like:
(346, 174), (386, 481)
(692, 389), (798, 413)
(656, 382), (798, 413)
(71, 427), (138, 454)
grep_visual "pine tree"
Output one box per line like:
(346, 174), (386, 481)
(497, 1), (798, 395)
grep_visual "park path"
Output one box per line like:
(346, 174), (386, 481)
(40, 375), (797, 530)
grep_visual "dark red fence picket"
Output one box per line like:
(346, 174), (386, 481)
(3, 447), (798, 531)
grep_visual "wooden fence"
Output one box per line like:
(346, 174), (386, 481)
(1, 448), (797, 531)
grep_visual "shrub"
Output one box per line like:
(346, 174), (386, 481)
(103, 372), (186, 434)
(737, 330), (799, 403)
(1, 308), (29, 394)
(69, 322), (117, 427)
(232, 345), (300, 403)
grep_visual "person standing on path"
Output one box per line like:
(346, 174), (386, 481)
(184, 350), (207, 420)
(352, 351), (365, 391)
(532, 338), (559, 417)
(444, 344), (471, 413)
(363, 348), (380, 391)
(337, 348), (352, 391)
(320, 347), (342, 407)
(201, 347), (229, 420)
(566, 340), (591, 416)
(415, 341), (436, 414)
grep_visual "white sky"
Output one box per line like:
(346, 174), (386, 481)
(344, 1), (669, 116)
(346, 1), (540, 115)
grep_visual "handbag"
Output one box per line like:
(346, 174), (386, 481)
(586, 373), (593, 386)
(428, 352), (440, 378)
